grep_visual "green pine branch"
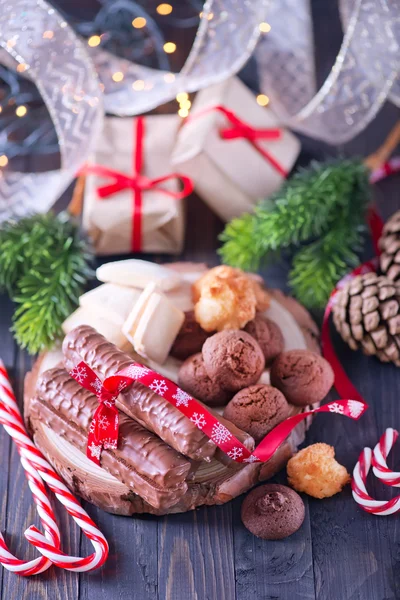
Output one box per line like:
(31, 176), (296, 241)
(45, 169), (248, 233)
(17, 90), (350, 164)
(289, 223), (364, 309)
(219, 158), (371, 308)
(0, 212), (93, 354)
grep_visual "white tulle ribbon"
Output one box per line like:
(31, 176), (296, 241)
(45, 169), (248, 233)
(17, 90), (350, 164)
(0, 0), (103, 220)
(255, 0), (400, 143)
(95, 0), (399, 144)
(89, 0), (270, 116)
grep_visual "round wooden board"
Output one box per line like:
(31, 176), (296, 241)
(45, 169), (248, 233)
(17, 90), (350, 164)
(24, 276), (320, 516)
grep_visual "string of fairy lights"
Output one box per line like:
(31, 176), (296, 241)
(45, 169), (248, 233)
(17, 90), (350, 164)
(0, 1), (272, 168)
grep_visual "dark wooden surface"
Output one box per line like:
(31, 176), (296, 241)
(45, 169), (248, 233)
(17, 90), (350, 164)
(2, 1), (400, 597)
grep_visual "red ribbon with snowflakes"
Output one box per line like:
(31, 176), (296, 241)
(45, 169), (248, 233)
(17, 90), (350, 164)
(70, 360), (367, 466)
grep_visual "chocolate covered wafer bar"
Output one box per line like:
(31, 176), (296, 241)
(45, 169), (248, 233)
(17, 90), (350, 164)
(34, 367), (192, 510)
(63, 325), (218, 461)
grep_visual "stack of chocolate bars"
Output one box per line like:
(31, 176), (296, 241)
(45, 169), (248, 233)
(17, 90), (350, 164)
(25, 325), (296, 515)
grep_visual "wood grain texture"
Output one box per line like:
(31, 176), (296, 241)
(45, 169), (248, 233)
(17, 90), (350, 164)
(157, 504), (235, 600)
(78, 507), (158, 600)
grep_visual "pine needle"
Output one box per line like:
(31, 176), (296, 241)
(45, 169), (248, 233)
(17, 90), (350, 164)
(0, 212), (93, 354)
(219, 158), (371, 309)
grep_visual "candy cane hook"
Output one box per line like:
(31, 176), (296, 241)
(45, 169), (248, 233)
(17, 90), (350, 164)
(352, 446), (400, 515)
(372, 428), (400, 486)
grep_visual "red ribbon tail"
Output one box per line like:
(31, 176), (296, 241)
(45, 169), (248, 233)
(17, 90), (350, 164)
(97, 182), (126, 198)
(149, 173), (194, 199)
(220, 128), (281, 141)
(252, 140), (288, 177)
(367, 204), (384, 256)
(322, 302), (366, 404)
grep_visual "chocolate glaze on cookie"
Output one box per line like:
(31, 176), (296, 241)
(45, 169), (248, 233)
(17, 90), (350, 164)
(223, 384), (290, 443)
(270, 350), (334, 406)
(241, 483), (305, 540)
(244, 315), (284, 364)
(202, 330), (265, 393)
(178, 353), (231, 407)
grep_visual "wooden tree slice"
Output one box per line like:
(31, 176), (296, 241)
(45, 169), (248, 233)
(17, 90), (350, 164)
(24, 283), (319, 516)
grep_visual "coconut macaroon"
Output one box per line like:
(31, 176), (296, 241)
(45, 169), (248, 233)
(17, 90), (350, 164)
(192, 265), (270, 332)
(287, 443), (350, 499)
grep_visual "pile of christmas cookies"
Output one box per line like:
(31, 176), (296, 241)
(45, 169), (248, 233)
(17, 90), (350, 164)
(25, 260), (337, 520)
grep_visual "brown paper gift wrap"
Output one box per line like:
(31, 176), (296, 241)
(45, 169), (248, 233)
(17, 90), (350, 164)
(83, 115), (188, 255)
(171, 76), (301, 222)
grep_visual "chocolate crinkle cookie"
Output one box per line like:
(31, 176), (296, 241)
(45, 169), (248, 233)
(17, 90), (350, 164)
(241, 484), (305, 540)
(223, 384), (290, 443)
(244, 315), (284, 364)
(170, 311), (212, 361)
(270, 349), (334, 406)
(202, 330), (265, 393)
(178, 353), (231, 407)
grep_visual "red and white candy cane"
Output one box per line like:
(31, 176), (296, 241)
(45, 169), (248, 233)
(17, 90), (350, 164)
(352, 445), (400, 515)
(372, 428), (400, 486)
(0, 362), (60, 576)
(0, 360), (109, 574)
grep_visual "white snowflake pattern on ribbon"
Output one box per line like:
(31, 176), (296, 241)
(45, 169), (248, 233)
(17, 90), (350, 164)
(88, 442), (101, 460)
(97, 415), (110, 430)
(227, 447), (243, 460)
(149, 379), (168, 396)
(89, 418), (96, 434)
(123, 365), (151, 380)
(116, 380), (128, 393)
(243, 455), (260, 464)
(103, 437), (118, 450)
(328, 402), (345, 414)
(70, 365), (88, 384)
(347, 400), (364, 418)
(90, 379), (103, 395)
(172, 389), (192, 408)
(190, 412), (206, 429)
(211, 423), (232, 445)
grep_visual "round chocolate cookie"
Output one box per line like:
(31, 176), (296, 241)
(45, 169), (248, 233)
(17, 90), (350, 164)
(170, 311), (212, 361)
(223, 384), (290, 443)
(178, 353), (231, 407)
(202, 330), (265, 393)
(241, 484), (305, 540)
(270, 350), (334, 407)
(244, 315), (284, 364)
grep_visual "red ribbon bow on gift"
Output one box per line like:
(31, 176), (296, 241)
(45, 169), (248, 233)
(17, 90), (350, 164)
(188, 104), (287, 177)
(82, 117), (194, 252)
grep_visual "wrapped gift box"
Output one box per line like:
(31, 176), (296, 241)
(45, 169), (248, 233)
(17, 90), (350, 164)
(83, 115), (192, 255)
(171, 76), (301, 222)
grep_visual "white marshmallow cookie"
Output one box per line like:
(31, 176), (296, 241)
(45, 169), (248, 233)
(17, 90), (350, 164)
(96, 259), (182, 291)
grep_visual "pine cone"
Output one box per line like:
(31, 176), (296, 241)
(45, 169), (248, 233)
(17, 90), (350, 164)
(333, 272), (400, 366)
(379, 210), (400, 282)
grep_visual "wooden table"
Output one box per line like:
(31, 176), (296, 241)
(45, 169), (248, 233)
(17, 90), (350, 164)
(1, 2), (400, 596)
